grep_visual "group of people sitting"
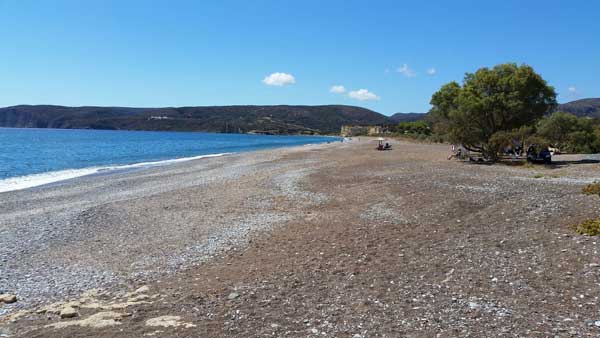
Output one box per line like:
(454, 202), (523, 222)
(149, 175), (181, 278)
(376, 142), (392, 151)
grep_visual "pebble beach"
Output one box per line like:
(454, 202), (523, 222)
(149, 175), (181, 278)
(2, 139), (600, 337)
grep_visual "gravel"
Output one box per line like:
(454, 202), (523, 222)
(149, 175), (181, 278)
(0, 144), (333, 312)
(3, 139), (600, 337)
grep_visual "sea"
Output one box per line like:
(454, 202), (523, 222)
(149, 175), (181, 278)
(0, 128), (338, 193)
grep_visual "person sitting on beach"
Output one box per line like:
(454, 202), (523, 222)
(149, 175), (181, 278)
(448, 145), (462, 160)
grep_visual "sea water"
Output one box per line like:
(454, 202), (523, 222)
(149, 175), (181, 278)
(0, 128), (337, 192)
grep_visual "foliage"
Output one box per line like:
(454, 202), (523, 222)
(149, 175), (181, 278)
(393, 121), (431, 135)
(0, 104), (389, 135)
(537, 112), (600, 153)
(583, 182), (600, 196)
(430, 63), (556, 160)
(572, 219), (600, 236)
(487, 126), (536, 157)
(574, 184), (600, 236)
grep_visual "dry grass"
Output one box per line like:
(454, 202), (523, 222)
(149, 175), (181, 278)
(582, 182), (600, 196)
(572, 219), (600, 236)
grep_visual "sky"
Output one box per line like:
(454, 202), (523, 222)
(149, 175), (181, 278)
(0, 0), (598, 116)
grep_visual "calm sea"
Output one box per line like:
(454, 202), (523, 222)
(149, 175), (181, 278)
(0, 128), (337, 192)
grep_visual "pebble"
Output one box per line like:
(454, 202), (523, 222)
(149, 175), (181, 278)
(0, 294), (17, 304)
(60, 306), (79, 319)
(227, 292), (240, 300)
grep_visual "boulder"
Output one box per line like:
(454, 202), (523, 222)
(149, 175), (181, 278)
(0, 294), (17, 304)
(60, 306), (79, 319)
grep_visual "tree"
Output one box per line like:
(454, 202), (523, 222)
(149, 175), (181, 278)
(396, 121), (430, 135)
(537, 112), (599, 153)
(430, 63), (557, 160)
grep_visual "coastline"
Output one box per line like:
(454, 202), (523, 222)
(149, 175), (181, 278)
(0, 153), (231, 194)
(2, 139), (600, 337)
(0, 140), (344, 313)
(0, 133), (339, 193)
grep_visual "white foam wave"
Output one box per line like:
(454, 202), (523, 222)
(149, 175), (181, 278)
(0, 153), (230, 193)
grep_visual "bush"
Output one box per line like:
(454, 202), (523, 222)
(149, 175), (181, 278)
(537, 112), (600, 153)
(572, 219), (600, 236)
(583, 182), (600, 196)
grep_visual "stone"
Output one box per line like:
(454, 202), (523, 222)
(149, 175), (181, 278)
(46, 311), (126, 329)
(134, 286), (150, 294)
(0, 294), (17, 304)
(227, 292), (240, 300)
(60, 306), (79, 319)
(145, 315), (196, 328)
(468, 302), (481, 310)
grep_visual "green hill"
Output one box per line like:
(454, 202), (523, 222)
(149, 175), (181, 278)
(557, 98), (600, 118)
(0, 104), (389, 135)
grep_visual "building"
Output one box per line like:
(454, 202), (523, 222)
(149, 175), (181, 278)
(340, 125), (387, 137)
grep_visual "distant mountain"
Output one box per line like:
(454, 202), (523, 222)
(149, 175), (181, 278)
(388, 112), (427, 123)
(0, 104), (389, 135)
(557, 98), (600, 118)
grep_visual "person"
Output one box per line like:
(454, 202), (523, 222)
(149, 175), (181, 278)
(448, 144), (462, 160)
(448, 144), (455, 160)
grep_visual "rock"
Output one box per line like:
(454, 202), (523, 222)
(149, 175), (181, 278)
(270, 323), (280, 329)
(353, 334), (364, 338)
(595, 320), (600, 327)
(468, 302), (481, 310)
(0, 294), (17, 304)
(134, 285), (150, 294)
(227, 292), (240, 300)
(60, 306), (79, 319)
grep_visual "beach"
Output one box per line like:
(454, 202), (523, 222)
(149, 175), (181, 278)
(2, 139), (600, 337)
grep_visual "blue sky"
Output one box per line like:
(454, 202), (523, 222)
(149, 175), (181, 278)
(0, 0), (598, 116)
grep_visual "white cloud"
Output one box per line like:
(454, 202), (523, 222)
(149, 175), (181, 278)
(348, 89), (380, 101)
(396, 64), (416, 77)
(427, 68), (437, 76)
(330, 85), (346, 94)
(262, 72), (296, 86)
(568, 86), (577, 93)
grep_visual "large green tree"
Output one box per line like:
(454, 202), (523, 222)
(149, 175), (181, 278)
(430, 63), (557, 160)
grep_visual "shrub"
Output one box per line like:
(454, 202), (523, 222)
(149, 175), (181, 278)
(583, 182), (600, 196)
(572, 219), (600, 236)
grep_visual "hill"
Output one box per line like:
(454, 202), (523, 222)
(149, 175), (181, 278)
(0, 104), (389, 135)
(388, 112), (427, 123)
(557, 98), (600, 118)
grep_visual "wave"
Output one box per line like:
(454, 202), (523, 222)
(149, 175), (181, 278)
(0, 153), (230, 193)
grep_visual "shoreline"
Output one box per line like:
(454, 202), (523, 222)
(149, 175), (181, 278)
(0, 153), (231, 194)
(0, 135), (340, 193)
(0, 140), (346, 314)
